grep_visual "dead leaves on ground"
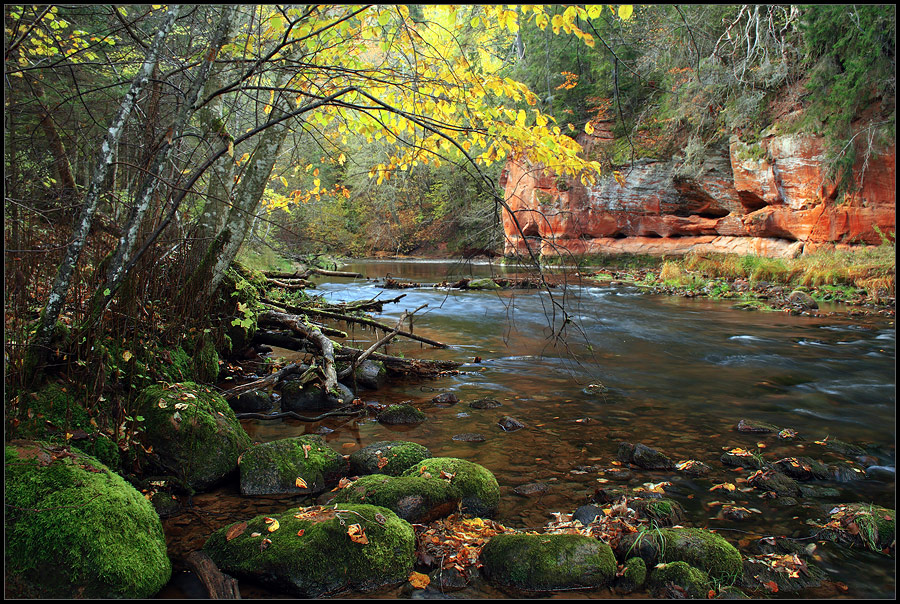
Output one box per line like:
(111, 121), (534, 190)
(414, 514), (510, 573)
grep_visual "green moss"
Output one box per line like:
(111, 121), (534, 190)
(162, 346), (194, 383)
(377, 404), (426, 425)
(481, 533), (616, 591)
(649, 561), (711, 598)
(238, 436), (346, 496)
(136, 382), (251, 491)
(329, 474), (456, 523)
(5, 441), (171, 598)
(204, 504), (414, 597)
(193, 334), (220, 384)
(623, 556), (647, 587)
(13, 383), (89, 440)
(658, 528), (743, 582)
(402, 457), (500, 517)
(349, 441), (431, 477)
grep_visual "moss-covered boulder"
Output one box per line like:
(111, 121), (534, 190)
(329, 474), (459, 523)
(136, 382), (251, 491)
(614, 556), (647, 593)
(649, 561), (711, 598)
(377, 403), (426, 426)
(281, 381), (353, 412)
(466, 278), (501, 290)
(349, 441), (431, 477)
(659, 528), (743, 581)
(402, 458), (500, 517)
(239, 436), (347, 496)
(204, 504), (414, 597)
(5, 441), (171, 598)
(480, 533), (616, 591)
(632, 498), (686, 526)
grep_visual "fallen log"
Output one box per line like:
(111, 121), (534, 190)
(185, 551), (240, 599)
(263, 298), (448, 348)
(257, 311), (337, 393)
(335, 344), (461, 377)
(266, 278), (313, 289)
(263, 267), (364, 280)
(221, 362), (313, 401)
(258, 311), (347, 339)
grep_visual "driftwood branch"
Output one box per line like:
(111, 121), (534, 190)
(185, 551), (240, 599)
(263, 267), (364, 280)
(263, 298), (447, 348)
(221, 362), (311, 401)
(257, 310), (337, 393)
(337, 304), (427, 381)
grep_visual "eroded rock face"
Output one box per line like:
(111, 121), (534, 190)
(501, 133), (894, 258)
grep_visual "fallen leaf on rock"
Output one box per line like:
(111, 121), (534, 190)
(348, 523), (368, 545)
(302, 444), (312, 458)
(296, 529), (305, 537)
(710, 482), (736, 492)
(764, 580), (779, 593)
(331, 477), (352, 492)
(266, 519), (280, 532)
(226, 521), (247, 541)
(250, 532), (261, 538)
(409, 571), (430, 589)
(295, 477), (308, 488)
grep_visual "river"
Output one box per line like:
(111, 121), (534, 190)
(161, 259), (895, 599)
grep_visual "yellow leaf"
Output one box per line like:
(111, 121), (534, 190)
(279, 176), (288, 188)
(264, 517), (280, 532)
(122, 350), (133, 362)
(409, 571), (430, 589)
(587, 5), (603, 19)
(618, 5), (634, 20)
(227, 140), (234, 157)
(295, 477), (308, 488)
(585, 121), (595, 135)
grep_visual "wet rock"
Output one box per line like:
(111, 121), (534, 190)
(282, 381), (354, 412)
(230, 390), (274, 413)
(136, 382), (251, 491)
(798, 484), (841, 499)
(826, 461), (868, 482)
(428, 566), (471, 592)
(150, 492), (182, 519)
(204, 504), (415, 597)
(572, 504), (605, 525)
(377, 403), (427, 426)
(513, 482), (549, 497)
(719, 504), (758, 522)
(788, 290), (818, 309)
(480, 533), (616, 591)
(812, 437), (867, 458)
(735, 418), (779, 433)
(354, 360), (387, 390)
(497, 415), (526, 432)
(649, 561), (711, 599)
(740, 558), (828, 594)
(659, 528), (743, 581)
(618, 442), (675, 470)
(583, 383), (609, 396)
(430, 392), (460, 407)
(5, 441), (172, 598)
(866, 465), (896, 480)
(720, 449), (767, 470)
(349, 441), (431, 477)
(674, 459), (712, 477)
(748, 469), (801, 498)
(466, 278), (501, 290)
(590, 486), (628, 504)
(771, 456), (830, 480)
(469, 398), (502, 409)
(403, 457), (500, 517)
(605, 467), (635, 481)
(452, 433), (486, 442)
(239, 435), (347, 496)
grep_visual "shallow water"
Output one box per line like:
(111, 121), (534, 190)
(159, 259), (895, 599)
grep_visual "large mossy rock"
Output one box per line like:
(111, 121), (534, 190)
(136, 382), (251, 491)
(616, 527), (743, 582)
(402, 457), (500, 517)
(349, 441), (431, 477)
(239, 436), (347, 496)
(648, 561), (711, 598)
(480, 533), (616, 591)
(377, 403), (427, 426)
(204, 504), (414, 597)
(818, 503), (895, 554)
(329, 474), (459, 524)
(5, 441), (171, 598)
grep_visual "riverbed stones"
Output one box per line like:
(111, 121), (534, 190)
(720, 448), (767, 470)
(748, 469), (802, 498)
(469, 398), (502, 409)
(513, 482), (550, 497)
(430, 393), (459, 406)
(480, 533), (616, 591)
(204, 504), (415, 597)
(5, 441), (171, 598)
(497, 415), (526, 432)
(403, 457), (501, 517)
(649, 561), (711, 599)
(349, 441), (431, 477)
(632, 498), (686, 526)
(818, 503), (895, 554)
(238, 435), (347, 496)
(136, 382), (251, 491)
(328, 474), (459, 523)
(617, 442), (675, 470)
(771, 456), (830, 480)
(616, 528), (743, 582)
(826, 461), (868, 482)
(788, 290), (818, 309)
(572, 504), (605, 525)
(377, 403), (427, 426)
(281, 381), (354, 412)
(452, 433), (486, 442)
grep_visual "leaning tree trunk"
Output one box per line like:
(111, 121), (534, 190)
(81, 5), (237, 329)
(25, 5), (181, 382)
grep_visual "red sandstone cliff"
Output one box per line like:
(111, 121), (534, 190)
(500, 131), (895, 259)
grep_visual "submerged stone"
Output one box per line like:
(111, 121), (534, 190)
(497, 415), (526, 432)
(430, 393), (460, 406)
(204, 504), (415, 597)
(480, 533), (616, 591)
(748, 469), (802, 498)
(616, 527), (743, 582)
(377, 403), (427, 426)
(618, 442), (675, 470)
(281, 381), (354, 412)
(452, 433), (486, 442)
(5, 441), (171, 598)
(239, 435), (347, 496)
(469, 398), (502, 409)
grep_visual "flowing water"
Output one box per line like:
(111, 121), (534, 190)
(160, 259), (895, 599)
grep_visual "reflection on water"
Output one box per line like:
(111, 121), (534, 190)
(162, 260), (896, 599)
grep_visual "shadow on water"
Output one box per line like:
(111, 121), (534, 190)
(159, 259), (895, 599)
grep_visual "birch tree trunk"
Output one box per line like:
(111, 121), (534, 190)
(25, 5), (181, 381)
(81, 5), (236, 327)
